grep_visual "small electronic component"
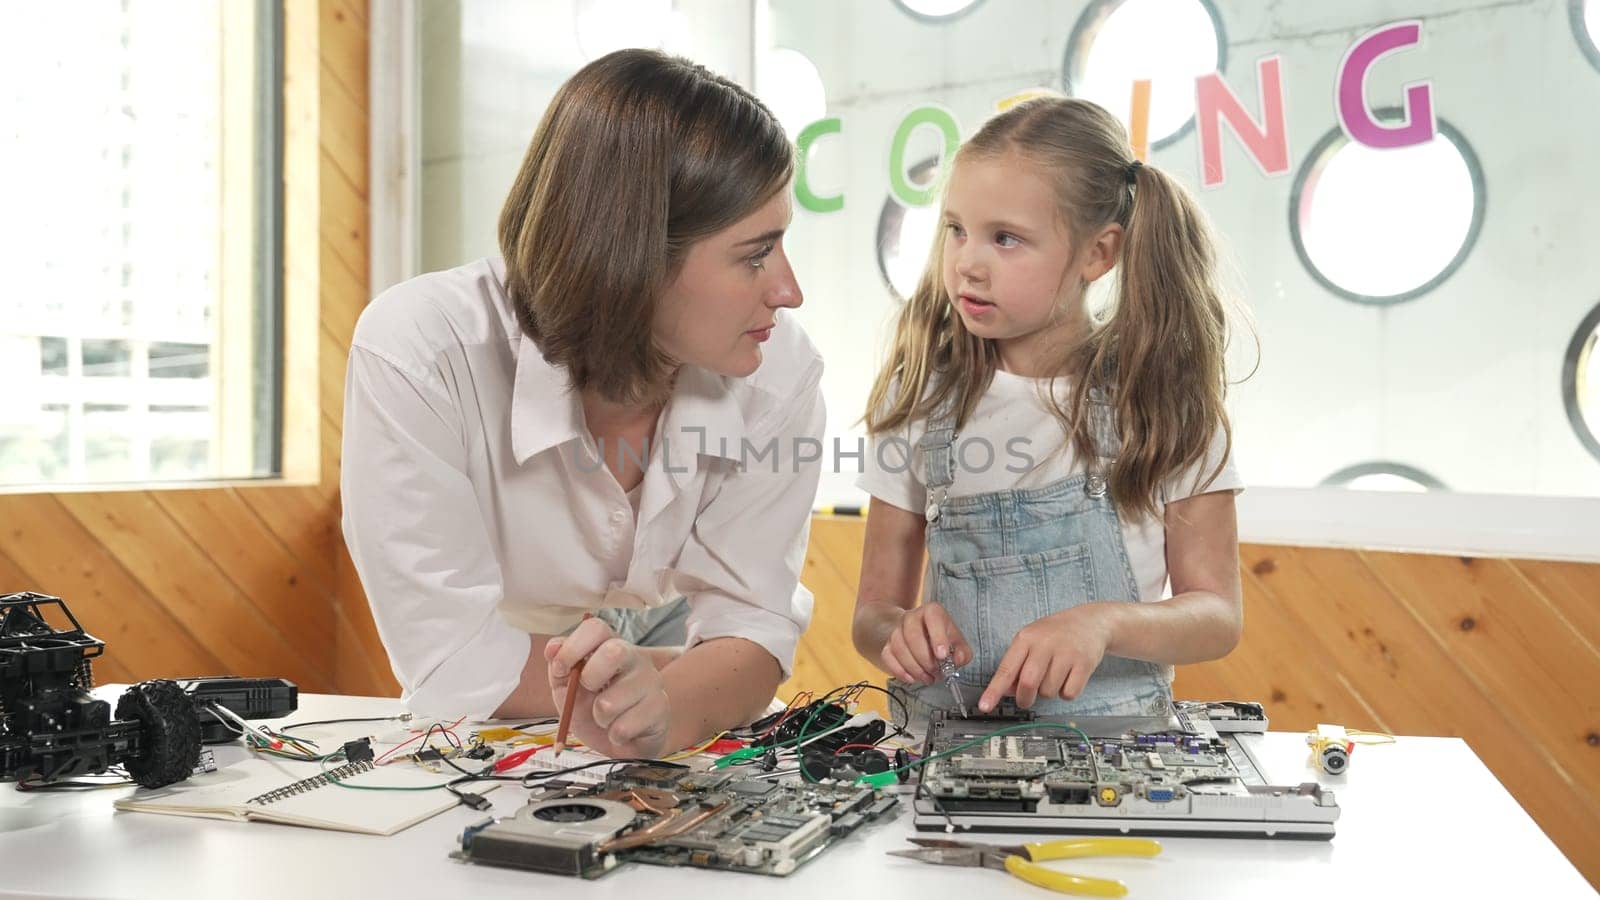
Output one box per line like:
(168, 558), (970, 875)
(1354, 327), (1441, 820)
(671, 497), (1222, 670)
(341, 738), (375, 765)
(408, 744), (466, 773)
(1308, 723), (1352, 774)
(192, 748), (218, 775)
(455, 764), (898, 878)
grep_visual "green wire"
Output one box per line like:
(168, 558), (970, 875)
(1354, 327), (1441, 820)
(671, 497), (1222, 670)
(794, 686), (863, 782)
(711, 691), (858, 770)
(327, 781), (448, 793)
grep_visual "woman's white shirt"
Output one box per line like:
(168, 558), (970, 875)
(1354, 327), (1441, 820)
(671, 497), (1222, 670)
(341, 257), (825, 717)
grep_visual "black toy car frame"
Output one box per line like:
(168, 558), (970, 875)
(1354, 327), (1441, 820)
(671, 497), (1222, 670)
(1, 591), (201, 788)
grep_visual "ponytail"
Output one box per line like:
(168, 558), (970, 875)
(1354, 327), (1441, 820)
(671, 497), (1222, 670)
(1063, 161), (1231, 521)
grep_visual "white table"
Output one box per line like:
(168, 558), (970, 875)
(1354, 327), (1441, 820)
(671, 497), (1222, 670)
(1, 692), (1593, 899)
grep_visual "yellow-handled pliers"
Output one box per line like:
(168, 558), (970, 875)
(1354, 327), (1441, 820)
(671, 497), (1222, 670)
(887, 836), (1162, 897)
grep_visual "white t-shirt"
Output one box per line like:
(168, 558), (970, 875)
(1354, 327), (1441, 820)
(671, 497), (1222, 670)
(857, 369), (1243, 605)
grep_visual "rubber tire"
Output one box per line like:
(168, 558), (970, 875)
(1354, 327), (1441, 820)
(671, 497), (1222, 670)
(116, 679), (202, 789)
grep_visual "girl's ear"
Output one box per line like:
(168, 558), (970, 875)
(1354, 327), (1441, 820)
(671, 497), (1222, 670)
(1079, 223), (1124, 284)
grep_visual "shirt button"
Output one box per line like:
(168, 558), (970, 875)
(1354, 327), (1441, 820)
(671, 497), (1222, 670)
(611, 508), (627, 523)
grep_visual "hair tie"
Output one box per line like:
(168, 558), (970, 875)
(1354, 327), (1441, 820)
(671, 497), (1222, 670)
(1124, 159), (1144, 185)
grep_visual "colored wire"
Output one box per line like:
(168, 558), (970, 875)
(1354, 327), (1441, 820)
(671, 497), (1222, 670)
(839, 682), (910, 733)
(16, 773), (135, 791)
(373, 716), (467, 766)
(280, 714), (413, 732)
(661, 731), (728, 762)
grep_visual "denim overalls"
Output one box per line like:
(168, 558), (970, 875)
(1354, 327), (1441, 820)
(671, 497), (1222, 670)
(890, 392), (1172, 722)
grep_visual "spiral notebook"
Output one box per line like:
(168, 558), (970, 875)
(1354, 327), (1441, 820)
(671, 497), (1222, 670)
(114, 754), (496, 835)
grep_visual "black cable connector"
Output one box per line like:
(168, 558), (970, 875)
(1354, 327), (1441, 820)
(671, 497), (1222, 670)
(453, 790), (492, 811)
(341, 738), (375, 764)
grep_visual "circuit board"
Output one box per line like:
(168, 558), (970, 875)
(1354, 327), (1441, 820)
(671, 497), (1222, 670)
(453, 764), (898, 878)
(913, 700), (1339, 839)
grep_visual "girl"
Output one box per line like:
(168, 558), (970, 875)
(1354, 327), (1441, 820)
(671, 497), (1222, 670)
(343, 50), (822, 758)
(854, 97), (1244, 719)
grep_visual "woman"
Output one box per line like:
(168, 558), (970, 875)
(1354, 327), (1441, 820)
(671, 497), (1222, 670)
(341, 50), (822, 760)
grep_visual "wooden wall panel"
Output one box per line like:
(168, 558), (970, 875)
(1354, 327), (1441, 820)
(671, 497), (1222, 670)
(236, 486), (337, 590)
(150, 490), (337, 669)
(0, 494), (228, 681)
(786, 517), (1600, 889)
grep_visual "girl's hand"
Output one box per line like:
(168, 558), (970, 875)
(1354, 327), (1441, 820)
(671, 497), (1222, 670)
(545, 617), (671, 758)
(880, 603), (973, 685)
(979, 604), (1116, 712)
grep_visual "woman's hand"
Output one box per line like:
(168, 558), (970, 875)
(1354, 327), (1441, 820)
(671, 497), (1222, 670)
(979, 604), (1117, 712)
(545, 617), (671, 758)
(880, 603), (973, 685)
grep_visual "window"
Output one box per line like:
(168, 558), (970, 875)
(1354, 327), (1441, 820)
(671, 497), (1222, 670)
(82, 340), (132, 378)
(0, 2), (283, 488)
(758, 48), (827, 140)
(39, 338), (69, 377)
(1064, 0), (1225, 148)
(876, 157), (943, 301)
(149, 342), (211, 380)
(573, 0), (674, 60)
(1290, 115), (1484, 305)
(1575, 0), (1600, 72)
(1566, 301), (1600, 464)
(415, 1), (761, 274)
(1320, 462), (1447, 493)
(894, 0), (983, 22)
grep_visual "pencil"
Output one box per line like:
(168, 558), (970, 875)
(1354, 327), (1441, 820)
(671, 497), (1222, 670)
(552, 612), (594, 753)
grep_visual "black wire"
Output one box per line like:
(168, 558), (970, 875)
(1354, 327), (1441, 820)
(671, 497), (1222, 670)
(16, 778), (136, 791)
(422, 723), (463, 751)
(431, 757), (691, 797)
(914, 776), (963, 832)
(508, 718), (559, 730)
(279, 715), (411, 732)
(440, 756), (484, 779)
(842, 683), (910, 734)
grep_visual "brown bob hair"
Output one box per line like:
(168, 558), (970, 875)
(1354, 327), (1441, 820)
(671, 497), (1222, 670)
(498, 49), (794, 404)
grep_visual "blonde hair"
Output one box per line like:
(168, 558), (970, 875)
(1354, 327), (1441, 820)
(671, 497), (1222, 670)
(865, 97), (1235, 521)
(498, 50), (793, 405)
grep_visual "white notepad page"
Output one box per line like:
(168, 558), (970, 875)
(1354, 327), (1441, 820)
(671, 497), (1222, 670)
(115, 746), (494, 835)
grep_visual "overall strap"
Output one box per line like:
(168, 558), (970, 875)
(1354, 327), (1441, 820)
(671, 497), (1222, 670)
(918, 400), (961, 522)
(1084, 386), (1123, 463)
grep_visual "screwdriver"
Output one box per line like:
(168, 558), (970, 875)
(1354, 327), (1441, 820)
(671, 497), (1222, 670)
(939, 657), (968, 718)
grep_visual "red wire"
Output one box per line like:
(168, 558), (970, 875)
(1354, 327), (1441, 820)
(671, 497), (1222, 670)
(832, 742), (884, 756)
(757, 707), (797, 740)
(374, 715), (466, 766)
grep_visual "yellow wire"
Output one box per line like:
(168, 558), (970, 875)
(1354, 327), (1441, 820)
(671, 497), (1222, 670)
(662, 731), (729, 762)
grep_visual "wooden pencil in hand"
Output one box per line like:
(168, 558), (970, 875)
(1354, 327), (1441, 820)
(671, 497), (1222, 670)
(552, 612), (594, 753)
